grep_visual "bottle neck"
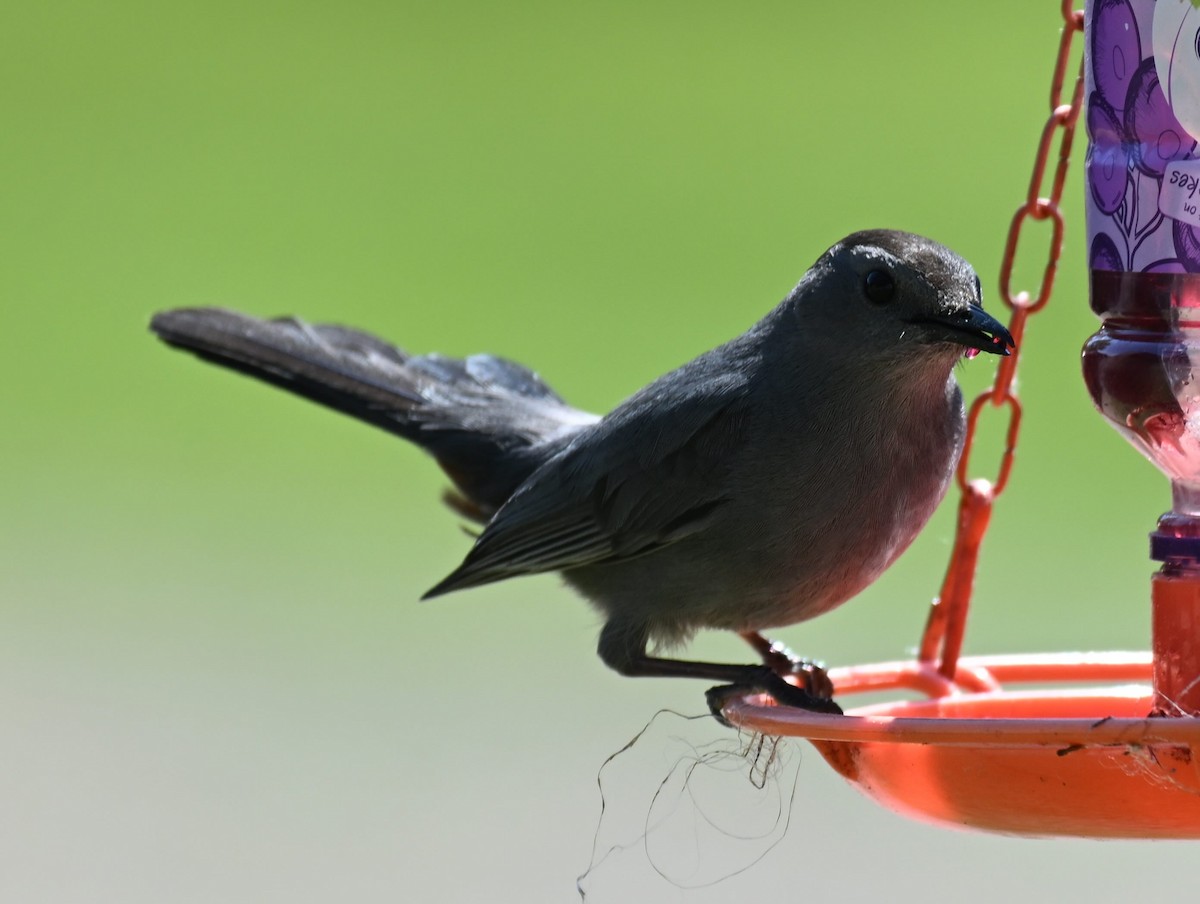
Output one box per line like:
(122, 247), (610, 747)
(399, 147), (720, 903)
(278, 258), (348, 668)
(1091, 270), (1200, 325)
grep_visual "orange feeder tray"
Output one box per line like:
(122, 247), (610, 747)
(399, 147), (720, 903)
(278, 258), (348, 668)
(723, 652), (1200, 839)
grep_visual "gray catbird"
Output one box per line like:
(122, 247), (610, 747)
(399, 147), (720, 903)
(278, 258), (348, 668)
(150, 229), (1012, 718)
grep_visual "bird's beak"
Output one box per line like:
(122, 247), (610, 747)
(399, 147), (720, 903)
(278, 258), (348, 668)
(912, 305), (1014, 357)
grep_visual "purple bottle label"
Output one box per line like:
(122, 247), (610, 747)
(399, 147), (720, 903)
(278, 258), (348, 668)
(1087, 0), (1200, 273)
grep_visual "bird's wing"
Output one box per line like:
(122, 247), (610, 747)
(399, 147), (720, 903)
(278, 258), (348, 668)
(422, 371), (753, 597)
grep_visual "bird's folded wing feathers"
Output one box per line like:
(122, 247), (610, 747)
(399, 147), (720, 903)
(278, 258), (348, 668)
(422, 379), (751, 597)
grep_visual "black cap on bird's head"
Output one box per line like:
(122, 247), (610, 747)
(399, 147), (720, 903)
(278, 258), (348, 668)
(794, 229), (1014, 361)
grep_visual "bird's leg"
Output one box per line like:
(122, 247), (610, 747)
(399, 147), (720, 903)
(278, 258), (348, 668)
(739, 631), (834, 700)
(598, 622), (842, 726)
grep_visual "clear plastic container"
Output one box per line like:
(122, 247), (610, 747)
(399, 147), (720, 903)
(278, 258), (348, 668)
(1084, 0), (1200, 715)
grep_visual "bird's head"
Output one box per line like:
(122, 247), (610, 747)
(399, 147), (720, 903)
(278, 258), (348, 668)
(786, 230), (1013, 370)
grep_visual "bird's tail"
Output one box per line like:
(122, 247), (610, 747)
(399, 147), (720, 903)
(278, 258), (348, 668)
(150, 307), (598, 519)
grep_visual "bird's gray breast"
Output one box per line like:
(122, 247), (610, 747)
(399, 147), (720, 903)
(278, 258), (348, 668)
(684, 369), (966, 632)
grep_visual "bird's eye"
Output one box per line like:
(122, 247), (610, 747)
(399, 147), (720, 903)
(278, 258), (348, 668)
(863, 269), (895, 305)
(974, 274), (983, 301)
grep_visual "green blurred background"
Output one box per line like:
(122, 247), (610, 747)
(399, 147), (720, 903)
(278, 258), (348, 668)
(3, 1), (1190, 901)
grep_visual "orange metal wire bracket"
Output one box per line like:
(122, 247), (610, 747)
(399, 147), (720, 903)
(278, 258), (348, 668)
(920, 1), (1084, 680)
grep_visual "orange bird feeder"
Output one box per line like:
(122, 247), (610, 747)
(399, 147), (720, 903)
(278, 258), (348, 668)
(716, 2), (1200, 838)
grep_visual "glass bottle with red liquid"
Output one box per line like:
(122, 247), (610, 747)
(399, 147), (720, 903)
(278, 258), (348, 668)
(1082, 0), (1200, 715)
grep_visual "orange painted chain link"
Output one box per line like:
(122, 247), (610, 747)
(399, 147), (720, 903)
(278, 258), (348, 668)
(919, 3), (1085, 676)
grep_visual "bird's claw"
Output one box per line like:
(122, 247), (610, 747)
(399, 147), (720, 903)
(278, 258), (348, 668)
(759, 642), (834, 700)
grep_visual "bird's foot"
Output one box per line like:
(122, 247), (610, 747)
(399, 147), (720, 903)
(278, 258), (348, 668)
(756, 640), (835, 701)
(706, 666), (843, 727)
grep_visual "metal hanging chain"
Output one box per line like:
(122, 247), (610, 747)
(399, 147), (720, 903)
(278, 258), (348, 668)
(919, 2), (1085, 678)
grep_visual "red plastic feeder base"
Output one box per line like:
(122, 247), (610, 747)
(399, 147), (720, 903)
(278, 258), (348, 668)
(720, 652), (1200, 838)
